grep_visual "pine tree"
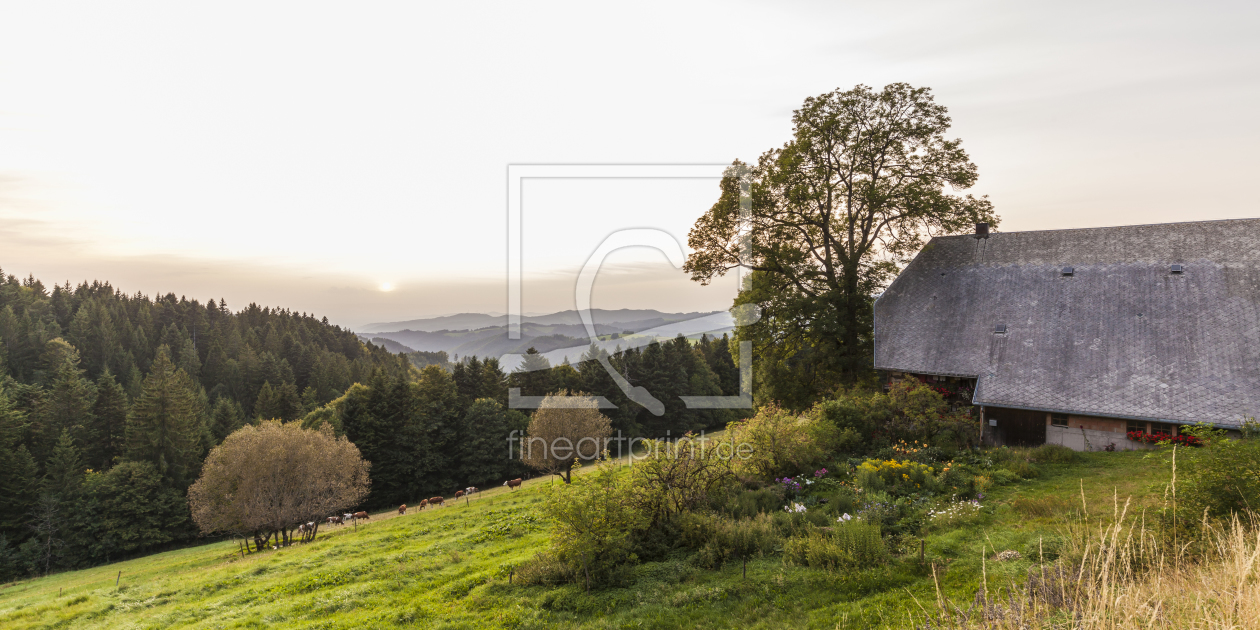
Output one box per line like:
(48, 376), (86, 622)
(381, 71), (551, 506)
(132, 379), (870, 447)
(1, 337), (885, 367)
(125, 346), (203, 488)
(87, 369), (129, 470)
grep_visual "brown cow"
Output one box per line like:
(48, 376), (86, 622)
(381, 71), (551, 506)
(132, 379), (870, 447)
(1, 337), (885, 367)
(353, 511), (370, 520)
(429, 496), (444, 507)
(326, 516), (341, 525)
(418, 499), (428, 510)
(398, 504), (407, 515)
(505, 478), (523, 490)
(454, 490), (465, 500)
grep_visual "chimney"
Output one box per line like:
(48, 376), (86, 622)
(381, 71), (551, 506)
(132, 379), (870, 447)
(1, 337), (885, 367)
(974, 222), (989, 239)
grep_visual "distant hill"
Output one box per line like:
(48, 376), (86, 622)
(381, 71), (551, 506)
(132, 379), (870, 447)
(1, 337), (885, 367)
(358, 309), (737, 369)
(369, 337), (416, 354)
(358, 309), (719, 334)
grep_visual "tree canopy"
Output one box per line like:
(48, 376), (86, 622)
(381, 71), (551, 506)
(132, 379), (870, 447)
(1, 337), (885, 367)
(685, 83), (999, 406)
(523, 391), (614, 484)
(188, 421), (370, 548)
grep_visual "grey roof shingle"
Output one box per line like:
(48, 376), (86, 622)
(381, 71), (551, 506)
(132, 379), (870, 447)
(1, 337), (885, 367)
(873, 218), (1260, 428)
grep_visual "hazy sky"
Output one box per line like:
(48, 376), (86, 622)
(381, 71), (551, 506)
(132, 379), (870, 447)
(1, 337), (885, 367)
(1, 1), (1257, 328)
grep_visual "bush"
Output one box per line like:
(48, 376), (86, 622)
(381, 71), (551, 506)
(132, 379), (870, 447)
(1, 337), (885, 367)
(854, 459), (940, 495)
(1180, 432), (1260, 521)
(626, 436), (736, 525)
(783, 522), (887, 571)
(541, 464), (647, 585)
(727, 403), (839, 479)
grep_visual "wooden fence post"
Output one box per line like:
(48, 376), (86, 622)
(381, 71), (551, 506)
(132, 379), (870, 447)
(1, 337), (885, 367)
(115, 571), (121, 587)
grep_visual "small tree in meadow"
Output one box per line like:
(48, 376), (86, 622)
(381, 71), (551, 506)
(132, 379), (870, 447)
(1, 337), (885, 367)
(188, 421), (369, 550)
(522, 391), (612, 484)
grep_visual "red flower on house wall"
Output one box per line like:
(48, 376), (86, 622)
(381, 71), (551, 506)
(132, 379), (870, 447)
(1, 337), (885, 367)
(1126, 430), (1201, 446)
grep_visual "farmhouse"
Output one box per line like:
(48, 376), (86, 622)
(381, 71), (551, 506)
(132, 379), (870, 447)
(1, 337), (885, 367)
(873, 218), (1260, 451)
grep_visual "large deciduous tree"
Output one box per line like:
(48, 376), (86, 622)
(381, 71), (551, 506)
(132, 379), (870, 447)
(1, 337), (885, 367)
(685, 83), (998, 406)
(188, 421), (370, 551)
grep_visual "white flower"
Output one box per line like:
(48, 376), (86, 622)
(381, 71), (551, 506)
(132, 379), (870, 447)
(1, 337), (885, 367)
(783, 502), (807, 513)
(838, 513), (852, 522)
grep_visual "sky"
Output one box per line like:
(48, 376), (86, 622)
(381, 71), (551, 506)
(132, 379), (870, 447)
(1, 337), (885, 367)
(1, 0), (1257, 329)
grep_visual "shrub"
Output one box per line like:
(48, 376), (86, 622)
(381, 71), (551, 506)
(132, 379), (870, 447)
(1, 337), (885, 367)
(814, 384), (978, 453)
(541, 464), (647, 585)
(1180, 434), (1260, 521)
(783, 522), (887, 571)
(854, 459), (939, 495)
(727, 403), (839, 479)
(625, 435), (736, 525)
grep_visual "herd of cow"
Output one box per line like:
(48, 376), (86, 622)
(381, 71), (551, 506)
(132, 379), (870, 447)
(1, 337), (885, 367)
(308, 478), (525, 531)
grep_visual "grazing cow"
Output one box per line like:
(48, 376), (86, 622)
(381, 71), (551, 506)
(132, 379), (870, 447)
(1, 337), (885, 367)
(505, 478), (523, 490)
(429, 496), (444, 507)
(454, 490), (465, 500)
(398, 504), (407, 515)
(465, 486), (479, 496)
(353, 511), (370, 520)
(343, 513), (354, 523)
(418, 499), (428, 510)
(327, 516), (341, 525)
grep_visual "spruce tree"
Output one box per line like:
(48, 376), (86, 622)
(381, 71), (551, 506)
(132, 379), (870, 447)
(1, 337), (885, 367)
(88, 369), (129, 470)
(32, 340), (96, 462)
(208, 396), (246, 443)
(125, 346), (203, 488)
(0, 387), (37, 541)
(42, 429), (84, 498)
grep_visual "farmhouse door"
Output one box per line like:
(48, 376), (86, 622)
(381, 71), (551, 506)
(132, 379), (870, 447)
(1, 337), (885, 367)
(986, 407), (1046, 447)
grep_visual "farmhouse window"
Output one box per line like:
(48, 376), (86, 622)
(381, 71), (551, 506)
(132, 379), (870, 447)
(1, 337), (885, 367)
(1050, 414), (1069, 427)
(1150, 422), (1178, 436)
(1127, 420), (1148, 434)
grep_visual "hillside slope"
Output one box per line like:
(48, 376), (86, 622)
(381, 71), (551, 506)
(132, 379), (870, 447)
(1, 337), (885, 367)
(0, 452), (1173, 629)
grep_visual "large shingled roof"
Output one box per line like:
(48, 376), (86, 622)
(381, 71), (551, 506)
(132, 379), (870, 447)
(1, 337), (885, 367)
(873, 218), (1260, 428)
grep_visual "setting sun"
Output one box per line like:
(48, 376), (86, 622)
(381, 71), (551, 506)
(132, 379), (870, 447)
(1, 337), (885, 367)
(379, 282), (394, 292)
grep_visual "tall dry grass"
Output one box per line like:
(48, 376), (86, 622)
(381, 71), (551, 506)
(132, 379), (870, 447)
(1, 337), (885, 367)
(914, 500), (1260, 629)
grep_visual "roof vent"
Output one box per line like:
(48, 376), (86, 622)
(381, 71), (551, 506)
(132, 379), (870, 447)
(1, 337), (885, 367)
(1061, 266), (1074, 277)
(1170, 264), (1184, 274)
(974, 222), (989, 239)
(994, 324), (1007, 334)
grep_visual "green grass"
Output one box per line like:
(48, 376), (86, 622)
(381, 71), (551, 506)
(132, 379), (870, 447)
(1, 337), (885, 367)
(0, 450), (1173, 629)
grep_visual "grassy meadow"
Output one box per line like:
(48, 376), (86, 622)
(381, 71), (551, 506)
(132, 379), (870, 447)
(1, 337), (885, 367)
(0, 450), (1176, 629)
